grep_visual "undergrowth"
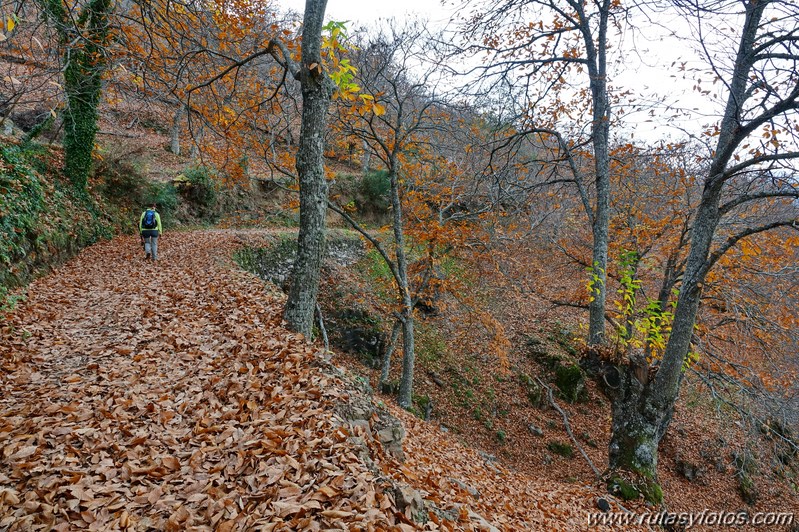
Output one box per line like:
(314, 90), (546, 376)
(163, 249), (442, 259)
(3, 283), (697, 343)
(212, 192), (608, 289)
(0, 143), (118, 309)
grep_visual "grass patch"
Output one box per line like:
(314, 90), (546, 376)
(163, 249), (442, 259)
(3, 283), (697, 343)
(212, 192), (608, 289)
(546, 441), (574, 458)
(416, 321), (447, 365)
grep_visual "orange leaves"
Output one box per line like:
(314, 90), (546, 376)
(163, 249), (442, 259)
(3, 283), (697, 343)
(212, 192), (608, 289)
(738, 238), (761, 259)
(361, 100), (387, 117)
(0, 228), (666, 530)
(162, 455), (180, 471)
(0, 231), (421, 530)
(311, 484), (340, 500)
(113, 0), (300, 180)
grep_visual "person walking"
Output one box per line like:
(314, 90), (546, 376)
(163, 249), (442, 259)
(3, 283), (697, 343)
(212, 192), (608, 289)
(139, 203), (162, 260)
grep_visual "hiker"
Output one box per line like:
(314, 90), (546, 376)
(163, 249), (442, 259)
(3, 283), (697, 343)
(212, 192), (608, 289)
(139, 203), (162, 260)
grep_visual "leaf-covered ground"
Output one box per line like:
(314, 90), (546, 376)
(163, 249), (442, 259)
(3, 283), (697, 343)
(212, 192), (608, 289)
(0, 231), (636, 530)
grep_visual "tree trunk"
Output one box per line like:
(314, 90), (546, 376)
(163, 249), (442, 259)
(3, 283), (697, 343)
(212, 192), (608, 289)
(588, 162), (609, 345)
(189, 122), (204, 160)
(379, 319), (402, 390)
(283, 0), (333, 337)
(648, 0), (765, 407)
(397, 311), (415, 409)
(609, 0), (769, 500)
(170, 104), (184, 155)
(56, 0), (112, 192)
(606, 353), (666, 504)
(63, 74), (101, 191)
(583, 0), (611, 346)
(386, 163), (416, 409)
(361, 139), (371, 175)
(607, 135), (725, 509)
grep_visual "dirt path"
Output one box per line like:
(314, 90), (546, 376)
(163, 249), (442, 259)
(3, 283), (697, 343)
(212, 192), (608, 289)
(0, 231), (631, 531)
(0, 231), (405, 530)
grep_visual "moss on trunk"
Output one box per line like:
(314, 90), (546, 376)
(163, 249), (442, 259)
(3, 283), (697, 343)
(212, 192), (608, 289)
(42, 0), (112, 192)
(606, 353), (668, 505)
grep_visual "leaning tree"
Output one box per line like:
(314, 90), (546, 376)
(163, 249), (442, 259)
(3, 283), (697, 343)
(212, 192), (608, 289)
(606, 0), (799, 501)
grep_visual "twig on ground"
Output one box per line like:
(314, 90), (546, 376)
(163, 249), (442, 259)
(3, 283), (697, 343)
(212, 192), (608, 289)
(535, 377), (602, 480)
(97, 131), (141, 138)
(315, 302), (329, 353)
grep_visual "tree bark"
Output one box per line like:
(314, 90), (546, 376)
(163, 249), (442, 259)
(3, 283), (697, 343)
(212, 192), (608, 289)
(170, 104), (184, 155)
(398, 313), (415, 408)
(608, 354), (658, 469)
(609, 0), (772, 497)
(650, 0), (765, 409)
(599, 351), (668, 504)
(283, 0), (334, 337)
(585, 0), (611, 346)
(379, 319), (402, 389)
(361, 139), (371, 175)
(189, 121), (204, 160)
(387, 163), (416, 409)
(44, 0), (112, 192)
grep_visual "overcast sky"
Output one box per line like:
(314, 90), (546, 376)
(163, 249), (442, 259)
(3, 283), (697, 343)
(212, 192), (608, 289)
(273, 0), (722, 144)
(276, 0), (457, 26)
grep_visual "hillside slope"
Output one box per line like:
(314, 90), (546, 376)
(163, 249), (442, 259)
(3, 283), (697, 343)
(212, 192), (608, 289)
(0, 230), (634, 530)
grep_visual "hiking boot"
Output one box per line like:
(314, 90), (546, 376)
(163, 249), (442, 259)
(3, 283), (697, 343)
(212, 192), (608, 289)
(145, 252), (151, 260)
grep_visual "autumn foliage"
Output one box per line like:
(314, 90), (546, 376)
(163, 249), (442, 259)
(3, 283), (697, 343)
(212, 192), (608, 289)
(0, 232), (641, 530)
(1, 0), (798, 523)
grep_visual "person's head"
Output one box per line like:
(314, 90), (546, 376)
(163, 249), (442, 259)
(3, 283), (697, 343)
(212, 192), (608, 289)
(149, 203), (157, 210)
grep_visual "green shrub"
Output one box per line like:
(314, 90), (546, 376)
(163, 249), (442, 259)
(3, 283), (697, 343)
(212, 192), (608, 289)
(151, 182), (178, 215)
(359, 170), (390, 213)
(412, 394), (433, 420)
(181, 166), (217, 210)
(554, 363), (586, 403)
(21, 113), (56, 146)
(95, 148), (149, 208)
(0, 145), (46, 268)
(0, 143), (119, 308)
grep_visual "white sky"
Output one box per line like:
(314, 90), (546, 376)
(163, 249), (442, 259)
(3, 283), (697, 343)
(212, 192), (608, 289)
(276, 0), (457, 27)
(273, 0), (723, 144)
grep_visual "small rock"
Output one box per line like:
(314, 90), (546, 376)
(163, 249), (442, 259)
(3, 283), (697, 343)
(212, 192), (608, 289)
(449, 478), (481, 499)
(676, 459), (703, 481)
(466, 509), (500, 532)
(478, 451), (497, 462)
(429, 371), (444, 387)
(596, 498), (611, 512)
(377, 427), (397, 443)
(478, 451), (503, 475)
(440, 425), (449, 433)
(392, 482), (426, 521)
(528, 423), (544, 437)
(431, 504), (461, 523)
(348, 419), (372, 436)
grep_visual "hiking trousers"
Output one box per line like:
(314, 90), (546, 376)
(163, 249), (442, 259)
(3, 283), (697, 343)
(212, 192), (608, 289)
(141, 230), (159, 260)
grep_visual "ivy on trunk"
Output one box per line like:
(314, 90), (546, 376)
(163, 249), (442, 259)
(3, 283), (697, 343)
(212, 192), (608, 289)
(42, 0), (113, 193)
